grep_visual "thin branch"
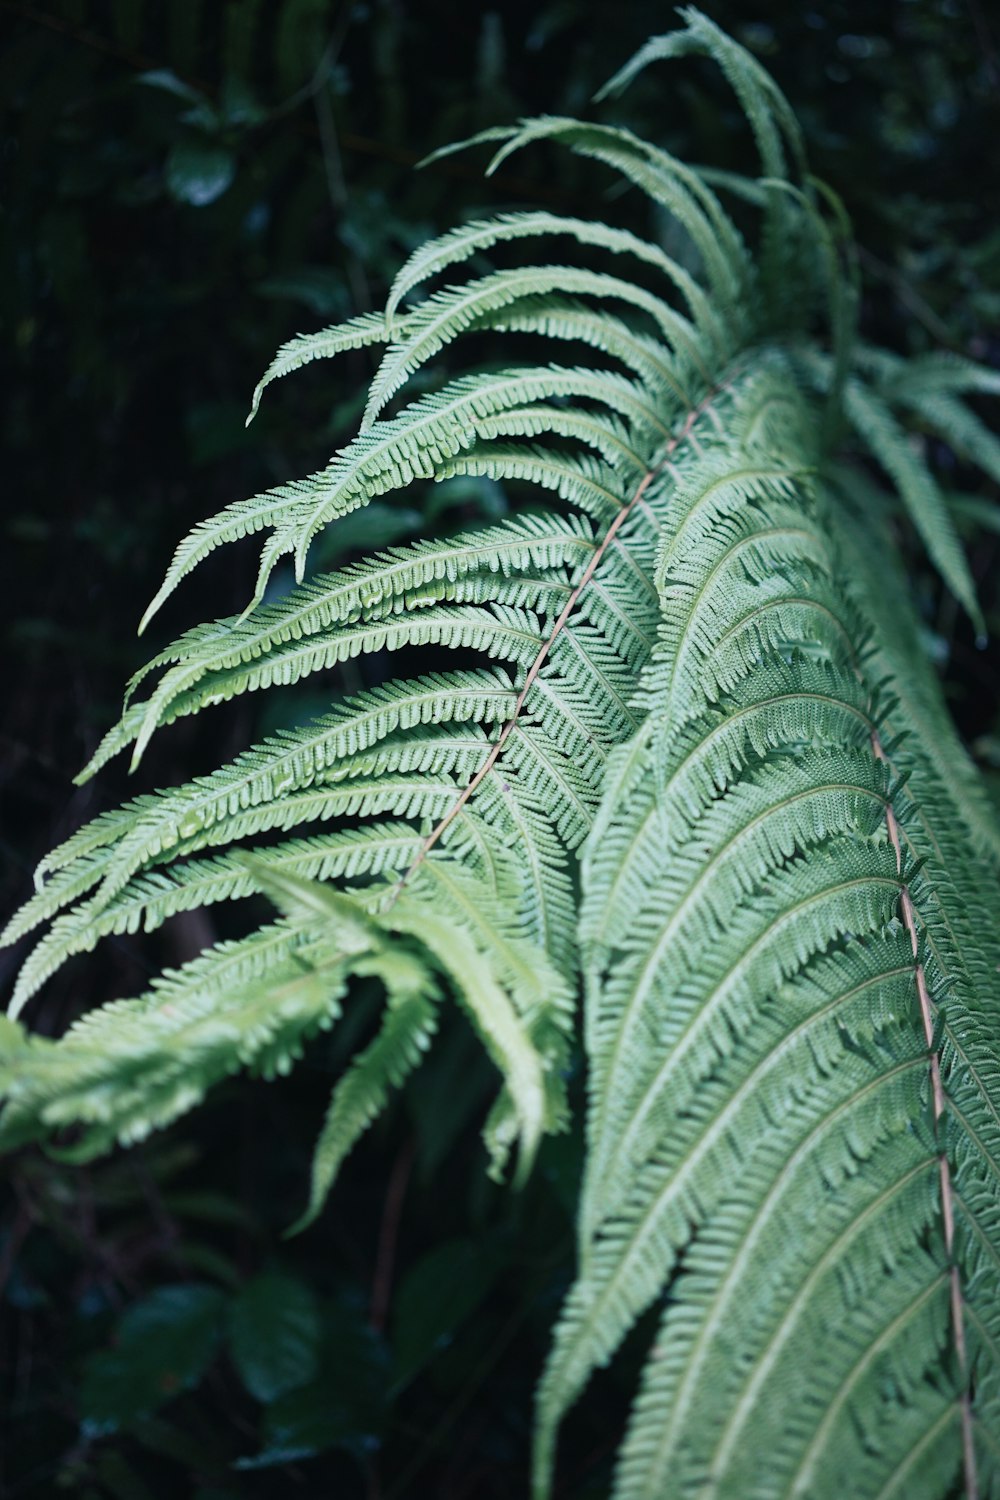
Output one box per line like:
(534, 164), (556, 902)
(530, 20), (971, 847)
(383, 1301), (528, 1500)
(856, 246), (960, 352)
(370, 1136), (416, 1333)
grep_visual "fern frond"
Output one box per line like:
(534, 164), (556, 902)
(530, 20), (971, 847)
(5, 15), (999, 1496)
(534, 353), (1000, 1499)
(871, 348), (1000, 401)
(389, 869), (569, 1184)
(484, 300), (707, 403)
(383, 209), (721, 347)
(0, 916), (354, 1158)
(244, 308), (396, 427)
(598, 8), (806, 183)
(143, 364), (653, 629)
(841, 377), (982, 628)
(121, 603), (545, 775)
(898, 387), (1000, 489)
(270, 363), (672, 603)
(289, 978), (440, 1234)
(116, 513), (594, 737)
(797, 349), (983, 628)
(472, 117), (752, 316)
(364, 264), (706, 430)
(828, 465), (1000, 868)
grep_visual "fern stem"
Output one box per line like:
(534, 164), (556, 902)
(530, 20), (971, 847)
(387, 381), (734, 903)
(872, 729), (978, 1500)
(371, 1137), (416, 1333)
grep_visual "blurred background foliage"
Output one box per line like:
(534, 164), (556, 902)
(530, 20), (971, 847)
(1, 1), (999, 1495)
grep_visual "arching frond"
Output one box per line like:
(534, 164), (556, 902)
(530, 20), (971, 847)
(244, 308), (396, 428)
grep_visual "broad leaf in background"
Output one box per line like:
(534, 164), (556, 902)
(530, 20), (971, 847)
(81, 1284), (225, 1434)
(237, 1290), (390, 1471)
(228, 1272), (321, 1403)
(391, 1236), (503, 1391)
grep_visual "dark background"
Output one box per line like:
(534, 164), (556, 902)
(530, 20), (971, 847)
(1, 2), (999, 1496)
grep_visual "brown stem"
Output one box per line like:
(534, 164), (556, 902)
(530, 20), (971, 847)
(871, 731), (977, 1497)
(383, 1302), (528, 1500)
(370, 1136), (416, 1333)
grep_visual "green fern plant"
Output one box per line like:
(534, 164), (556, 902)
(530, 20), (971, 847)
(4, 11), (1000, 1496)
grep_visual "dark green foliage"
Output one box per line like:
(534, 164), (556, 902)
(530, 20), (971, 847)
(228, 1272), (321, 1403)
(81, 1284), (226, 1432)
